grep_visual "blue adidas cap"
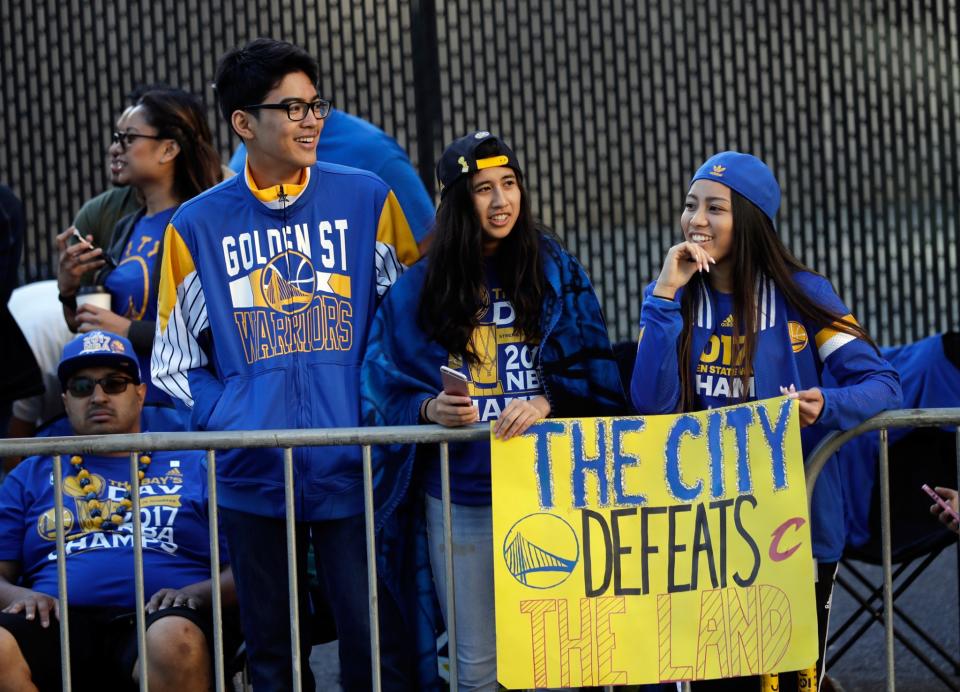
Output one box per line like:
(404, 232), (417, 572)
(58, 331), (141, 389)
(689, 151), (781, 225)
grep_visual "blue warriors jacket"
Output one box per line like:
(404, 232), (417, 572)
(362, 236), (627, 508)
(151, 163), (419, 521)
(631, 272), (902, 562)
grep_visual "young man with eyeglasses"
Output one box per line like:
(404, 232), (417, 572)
(0, 330), (239, 691)
(226, 109), (436, 250)
(151, 39), (419, 691)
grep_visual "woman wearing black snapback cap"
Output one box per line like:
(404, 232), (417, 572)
(363, 131), (625, 689)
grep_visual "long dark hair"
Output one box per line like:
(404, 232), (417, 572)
(137, 88), (221, 202)
(418, 167), (548, 363)
(677, 190), (876, 410)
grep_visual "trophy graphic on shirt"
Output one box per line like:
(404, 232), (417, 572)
(466, 324), (504, 397)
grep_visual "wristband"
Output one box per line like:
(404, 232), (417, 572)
(58, 292), (77, 311)
(420, 397), (435, 424)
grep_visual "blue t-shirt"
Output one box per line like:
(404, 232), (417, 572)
(423, 267), (544, 505)
(105, 208), (174, 322)
(105, 207), (175, 402)
(694, 291), (757, 408)
(0, 450), (226, 609)
(229, 109), (435, 242)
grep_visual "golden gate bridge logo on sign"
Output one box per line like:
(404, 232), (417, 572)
(503, 513), (579, 589)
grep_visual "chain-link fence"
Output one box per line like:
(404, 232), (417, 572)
(2, 0), (958, 343)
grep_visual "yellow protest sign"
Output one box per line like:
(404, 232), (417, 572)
(491, 397), (818, 688)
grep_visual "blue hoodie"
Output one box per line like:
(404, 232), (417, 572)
(151, 162), (419, 521)
(631, 272), (902, 562)
(362, 236), (627, 506)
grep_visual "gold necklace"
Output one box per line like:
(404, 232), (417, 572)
(68, 454), (151, 531)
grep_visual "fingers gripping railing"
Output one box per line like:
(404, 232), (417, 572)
(804, 408), (960, 692)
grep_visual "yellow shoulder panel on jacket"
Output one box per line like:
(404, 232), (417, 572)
(376, 190), (420, 267)
(156, 224), (196, 333)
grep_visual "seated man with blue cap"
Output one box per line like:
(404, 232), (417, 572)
(0, 330), (236, 692)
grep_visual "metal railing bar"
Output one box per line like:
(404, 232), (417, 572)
(206, 449), (226, 692)
(440, 440), (458, 692)
(833, 545), (956, 667)
(878, 429), (895, 692)
(282, 447), (303, 692)
(12, 410), (960, 691)
(890, 599), (960, 669)
(52, 454), (72, 691)
(850, 551), (954, 659)
(362, 444), (382, 692)
(829, 560), (912, 645)
(829, 572), (959, 689)
(955, 428), (960, 671)
(804, 409), (960, 493)
(802, 410), (960, 692)
(0, 424), (491, 457)
(131, 452), (149, 691)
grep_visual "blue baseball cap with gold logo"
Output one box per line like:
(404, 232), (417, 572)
(689, 151), (781, 225)
(58, 331), (141, 389)
(436, 131), (523, 198)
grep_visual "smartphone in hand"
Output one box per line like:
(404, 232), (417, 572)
(922, 484), (960, 523)
(440, 365), (470, 397)
(70, 228), (117, 268)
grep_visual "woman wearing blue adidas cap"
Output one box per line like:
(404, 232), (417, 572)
(363, 131), (625, 690)
(632, 152), (902, 690)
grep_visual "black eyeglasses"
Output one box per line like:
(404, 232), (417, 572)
(65, 375), (136, 398)
(112, 131), (165, 151)
(242, 98), (332, 122)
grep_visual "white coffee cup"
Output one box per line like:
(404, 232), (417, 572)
(76, 285), (112, 310)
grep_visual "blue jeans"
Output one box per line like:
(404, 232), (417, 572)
(424, 495), (497, 692)
(220, 507), (414, 692)
(424, 497), (676, 692)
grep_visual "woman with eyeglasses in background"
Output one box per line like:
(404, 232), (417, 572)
(56, 87), (222, 407)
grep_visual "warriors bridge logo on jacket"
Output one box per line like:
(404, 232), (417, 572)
(221, 223), (354, 364)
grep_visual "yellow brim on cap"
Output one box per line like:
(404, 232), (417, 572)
(476, 155), (509, 170)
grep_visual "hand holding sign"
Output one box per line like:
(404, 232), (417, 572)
(491, 397), (818, 688)
(779, 384), (823, 427)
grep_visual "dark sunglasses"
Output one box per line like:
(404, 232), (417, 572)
(65, 375), (136, 398)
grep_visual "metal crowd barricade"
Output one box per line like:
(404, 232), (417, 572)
(804, 408), (960, 692)
(2, 408), (958, 691)
(0, 425), (490, 692)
